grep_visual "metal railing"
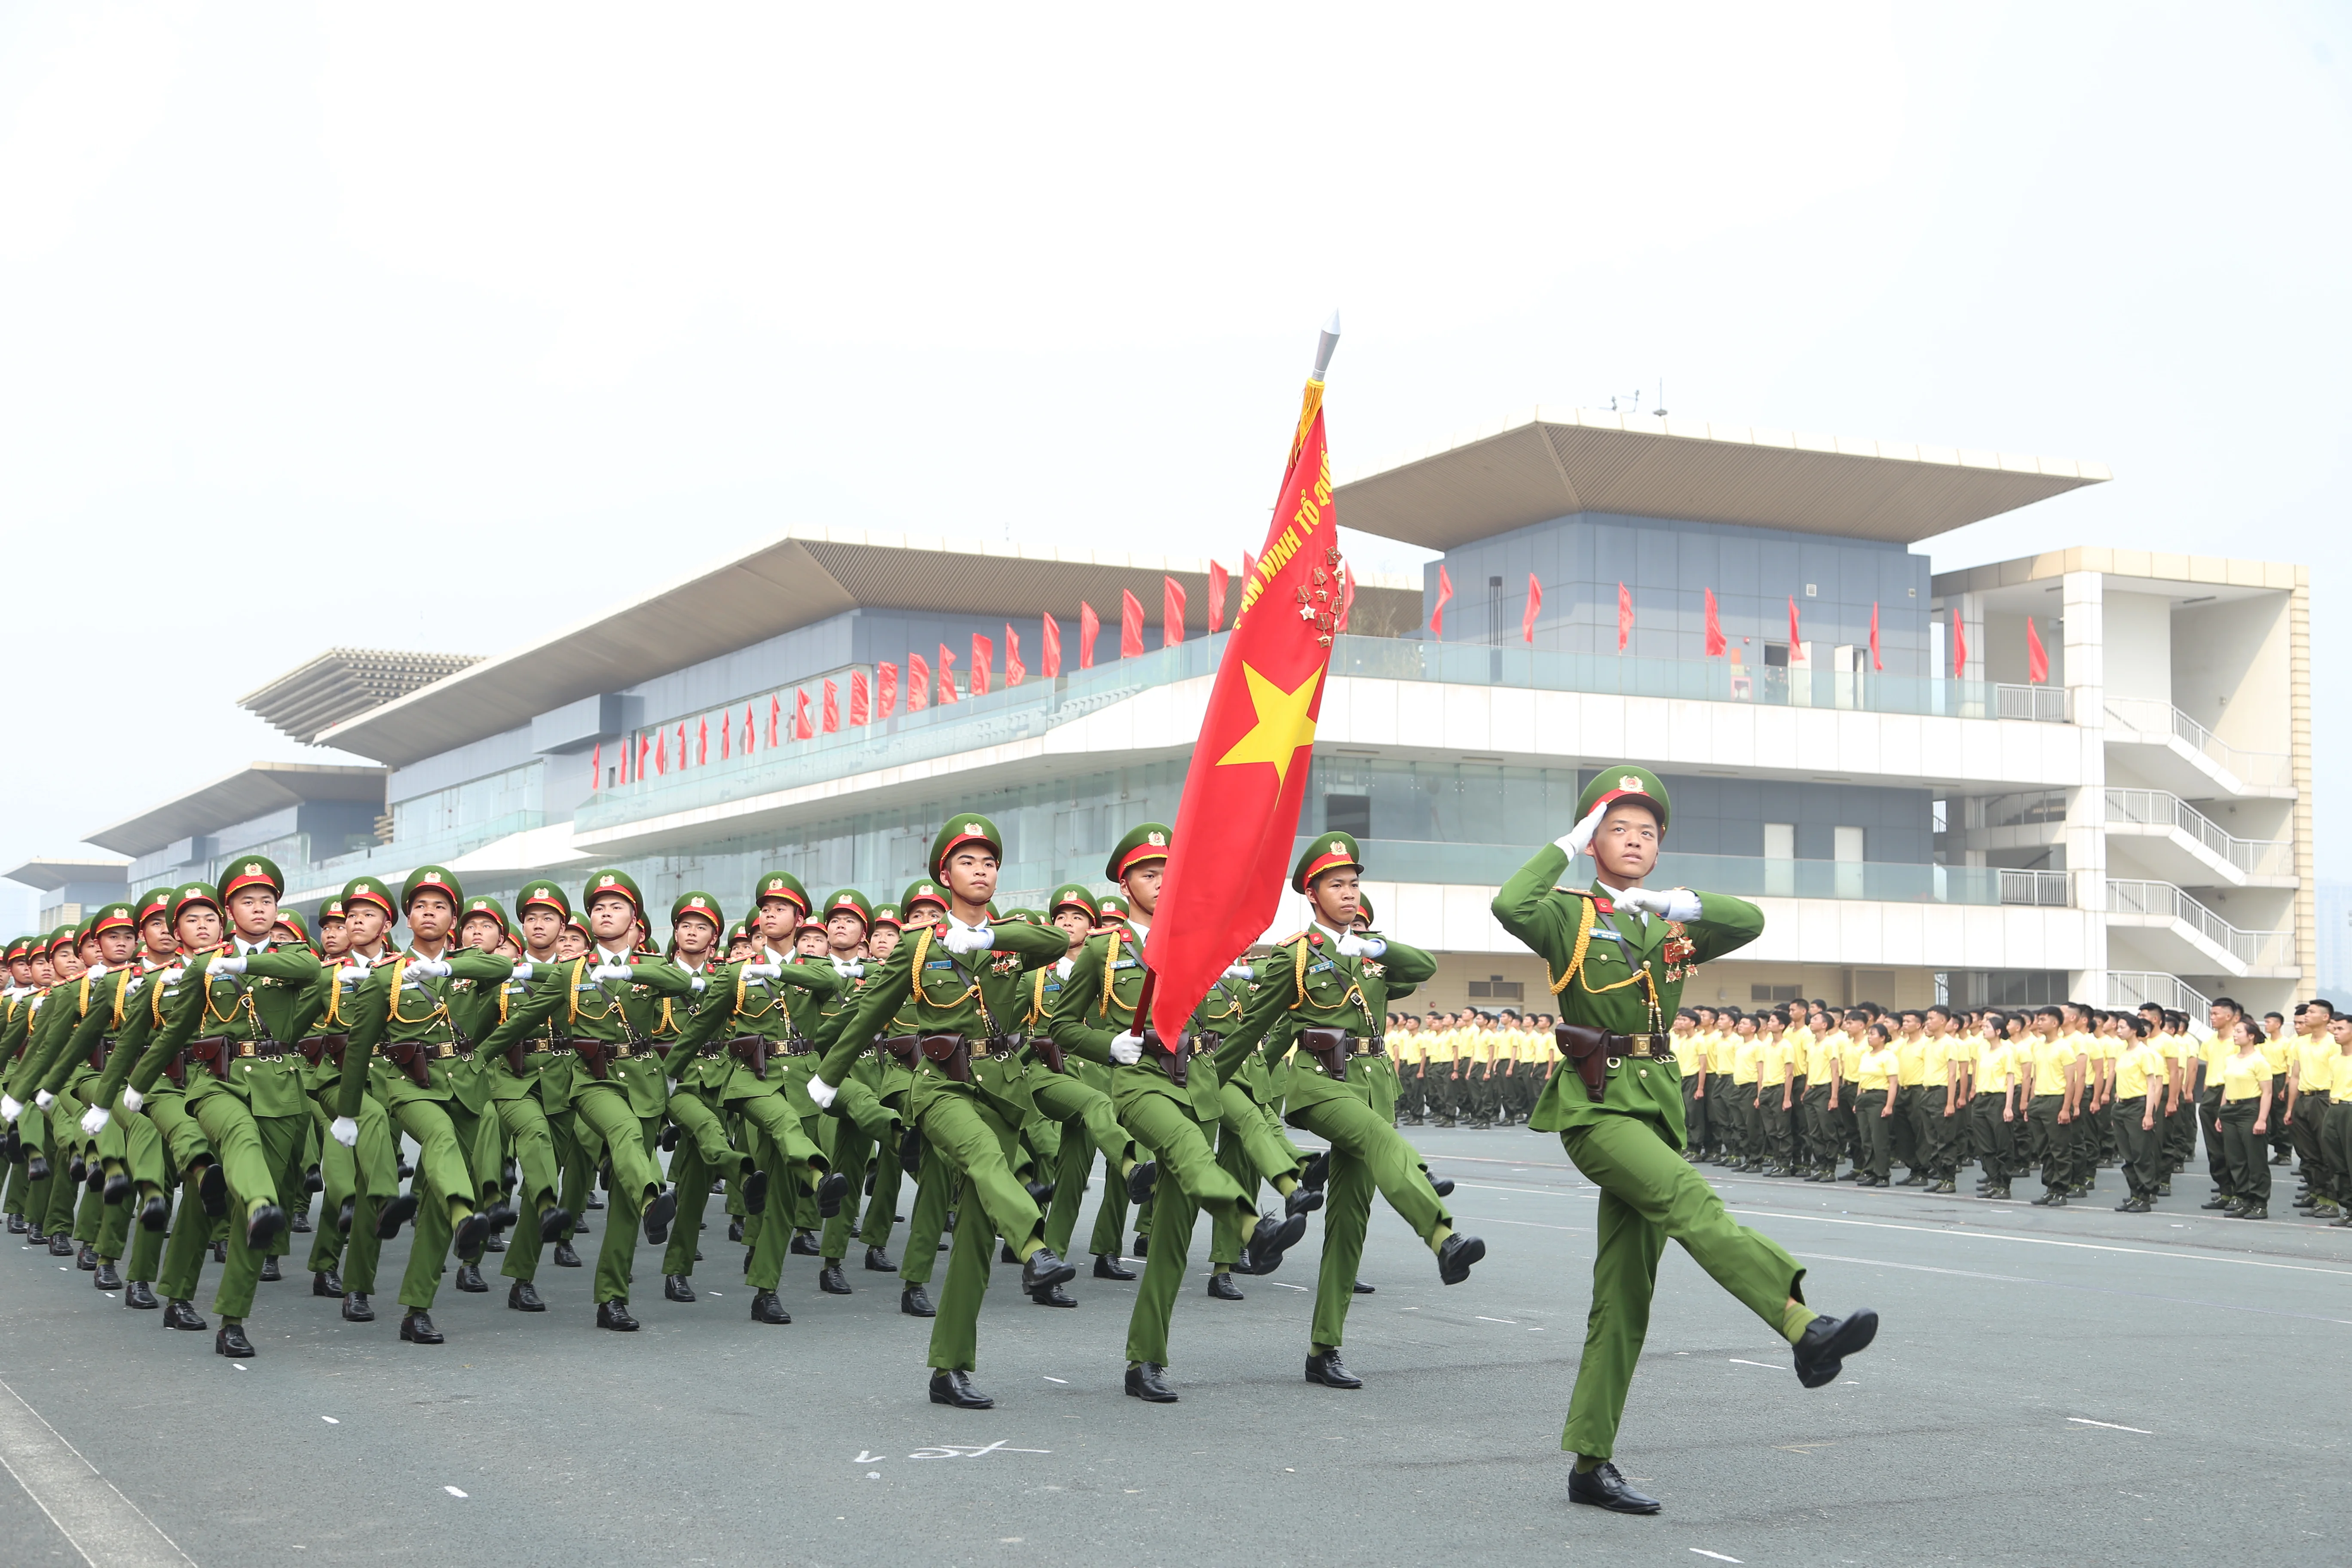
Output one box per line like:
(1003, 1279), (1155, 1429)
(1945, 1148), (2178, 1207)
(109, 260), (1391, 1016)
(2103, 788), (2293, 878)
(2107, 970), (2212, 1015)
(2105, 877), (2294, 969)
(1997, 868), (2071, 906)
(2103, 698), (2293, 789)
(1994, 683), (2069, 723)
(1961, 790), (2069, 832)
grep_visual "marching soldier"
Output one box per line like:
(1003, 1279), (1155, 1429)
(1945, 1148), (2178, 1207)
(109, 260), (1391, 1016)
(1492, 766), (1876, 1514)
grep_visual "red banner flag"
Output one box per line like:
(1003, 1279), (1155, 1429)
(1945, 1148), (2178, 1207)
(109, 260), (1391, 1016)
(1337, 563), (1354, 631)
(1163, 576), (1185, 647)
(1869, 602), (1883, 672)
(1951, 609), (1967, 677)
(2026, 615), (2049, 684)
(907, 652), (930, 711)
(971, 633), (992, 696)
(878, 662), (899, 718)
(850, 670), (870, 725)
(654, 729), (667, 776)
(1431, 563), (1453, 638)
(697, 716), (709, 765)
(1615, 581), (1632, 652)
(1524, 573), (1543, 644)
(1207, 560), (1229, 633)
(719, 713), (730, 760)
(1041, 615), (1061, 678)
(676, 722), (686, 769)
(1148, 389), (1343, 1044)
(822, 679), (840, 733)
(793, 688), (815, 741)
(743, 703), (755, 754)
(1078, 603), (1099, 669)
(1120, 590), (1145, 658)
(590, 741), (601, 792)
(1704, 588), (1726, 656)
(767, 695), (780, 747)
(637, 733), (650, 781)
(1004, 624), (1025, 686)
(937, 643), (959, 703)
(1788, 597), (1804, 660)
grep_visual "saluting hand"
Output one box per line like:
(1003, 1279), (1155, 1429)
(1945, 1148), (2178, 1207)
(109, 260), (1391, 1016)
(1556, 801), (1610, 858)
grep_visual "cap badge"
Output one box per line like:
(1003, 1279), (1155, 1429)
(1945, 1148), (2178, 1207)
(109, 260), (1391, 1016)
(1619, 775), (1641, 792)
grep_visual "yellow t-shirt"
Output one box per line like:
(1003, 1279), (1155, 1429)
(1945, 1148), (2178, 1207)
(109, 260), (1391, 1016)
(2115, 1042), (2162, 1101)
(1975, 1038), (2015, 1093)
(1895, 1032), (1929, 1087)
(1783, 1025), (1813, 1080)
(1669, 1029), (1700, 1073)
(2296, 1036), (2337, 1095)
(1707, 1031), (1736, 1075)
(1731, 1038), (1761, 1085)
(2029, 1034), (2079, 1097)
(1755, 1035), (1784, 1083)
(2222, 1051), (2268, 1102)
(1423, 1029), (1457, 1066)
(1855, 1046), (1897, 1093)
(2258, 1035), (2290, 1075)
(1804, 1029), (1834, 1083)
(2200, 1035), (2232, 1093)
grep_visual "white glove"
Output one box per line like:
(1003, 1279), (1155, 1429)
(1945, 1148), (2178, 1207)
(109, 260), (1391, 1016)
(688, 975), (708, 994)
(0, 1095), (19, 1124)
(338, 964), (370, 987)
(508, 961), (534, 982)
(34, 1091), (52, 1112)
(1337, 932), (1387, 959)
(840, 961), (864, 978)
(209, 955), (248, 975)
(330, 1116), (359, 1148)
(1109, 1031), (1144, 1065)
(1222, 964), (1255, 980)
(806, 1075), (838, 1109)
(743, 962), (781, 980)
(405, 957), (451, 979)
(83, 962), (108, 980)
(159, 965), (184, 987)
(1556, 801), (1610, 858)
(121, 1087), (143, 1113)
(1614, 885), (1702, 921)
(80, 1106), (109, 1136)
(940, 922), (995, 956)
(590, 963), (634, 983)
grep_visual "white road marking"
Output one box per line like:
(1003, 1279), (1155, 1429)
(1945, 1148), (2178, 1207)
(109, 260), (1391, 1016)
(1690, 1550), (1744, 1563)
(1041, 1376), (1068, 1384)
(445, 1486), (468, 1497)
(1727, 1206), (2352, 1278)
(1792, 1250), (2352, 1327)
(1726, 1359), (1778, 1369)
(1475, 1316), (1518, 1324)
(0, 1378), (195, 1567)
(2068, 1417), (2153, 1434)
(322, 1416), (340, 1424)
(1270, 1281), (1308, 1291)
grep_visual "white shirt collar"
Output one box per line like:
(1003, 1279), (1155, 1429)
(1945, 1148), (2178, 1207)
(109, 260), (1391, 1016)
(1312, 920), (1346, 945)
(1055, 955), (1073, 978)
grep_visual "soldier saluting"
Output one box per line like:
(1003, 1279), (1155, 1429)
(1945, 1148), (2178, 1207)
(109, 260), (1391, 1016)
(1492, 766), (1879, 1515)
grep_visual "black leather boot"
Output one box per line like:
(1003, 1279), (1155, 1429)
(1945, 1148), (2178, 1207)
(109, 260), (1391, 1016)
(749, 1289), (790, 1324)
(1092, 1253), (1136, 1280)
(665, 1273), (697, 1302)
(399, 1310), (444, 1344)
(507, 1279), (545, 1312)
(1123, 1362), (1177, 1403)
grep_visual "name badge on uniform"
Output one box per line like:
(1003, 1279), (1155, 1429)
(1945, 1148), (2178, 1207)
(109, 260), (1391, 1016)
(1112, 958), (1139, 971)
(1306, 959), (1336, 976)
(927, 960), (956, 971)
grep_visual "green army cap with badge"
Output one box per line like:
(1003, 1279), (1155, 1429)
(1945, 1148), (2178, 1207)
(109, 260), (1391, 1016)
(316, 897), (347, 925)
(1094, 892), (1131, 924)
(1292, 829), (1363, 891)
(274, 909), (316, 951)
(929, 813), (1002, 879)
(219, 854), (285, 902)
(1049, 883), (1098, 919)
(169, 881), (223, 926)
(869, 903), (903, 931)
(1577, 764), (1671, 832)
(751, 870), (811, 916)
(1106, 822), (1171, 882)
(46, 924), (79, 956)
(402, 864), (464, 911)
(671, 890), (723, 930)
(581, 868), (646, 915)
(342, 876), (397, 918)
(459, 894), (511, 937)
(821, 888), (873, 931)
(87, 900), (137, 937)
(515, 880), (572, 920)
(900, 879), (947, 914)
(134, 886), (175, 928)
(1355, 892), (1376, 926)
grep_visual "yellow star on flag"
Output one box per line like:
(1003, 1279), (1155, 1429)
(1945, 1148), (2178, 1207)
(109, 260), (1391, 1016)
(1214, 664), (1322, 787)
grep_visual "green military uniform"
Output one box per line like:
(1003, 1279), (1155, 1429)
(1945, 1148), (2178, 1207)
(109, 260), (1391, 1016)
(815, 817), (1072, 1405)
(1492, 766), (1858, 1489)
(38, 903), (155, 1286)
(475, 882), (579, 1308)
(801, 888), (917, 1290)
(880, 884), (960, 1311)
(289, 885), (406, 1320)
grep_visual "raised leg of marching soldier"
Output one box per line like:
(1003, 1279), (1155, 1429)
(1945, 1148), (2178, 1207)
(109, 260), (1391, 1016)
(190, 1102), (304, 1328)
(491, 1093), (562, 1291)
(816, 1073), (903, 1284)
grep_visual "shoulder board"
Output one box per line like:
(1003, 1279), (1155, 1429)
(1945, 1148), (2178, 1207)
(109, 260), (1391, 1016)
(1276, 931), (1317, 949)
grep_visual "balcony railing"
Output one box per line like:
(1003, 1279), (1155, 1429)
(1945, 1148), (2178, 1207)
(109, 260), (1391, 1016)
(2107, 970), (2211, 1015)
(2103, 788), (2293, 878)
(2106, 877), (2293, 968)
(2103, 698), (2293, 789)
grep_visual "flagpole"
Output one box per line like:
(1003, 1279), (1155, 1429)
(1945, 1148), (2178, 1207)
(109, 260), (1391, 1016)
(1285, 309), (1341, 478)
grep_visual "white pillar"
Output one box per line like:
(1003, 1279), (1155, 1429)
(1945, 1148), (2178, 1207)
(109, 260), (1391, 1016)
(2061, 570), (2108, 1006)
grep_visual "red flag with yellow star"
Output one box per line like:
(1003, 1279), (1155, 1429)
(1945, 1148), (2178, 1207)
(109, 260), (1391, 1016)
(1145, 383), (1343, 1043)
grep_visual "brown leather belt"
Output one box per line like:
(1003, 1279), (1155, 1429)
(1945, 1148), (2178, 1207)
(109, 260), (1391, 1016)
(296, 1033), (351, 1068)
(1554, 1026), (1666, 1100)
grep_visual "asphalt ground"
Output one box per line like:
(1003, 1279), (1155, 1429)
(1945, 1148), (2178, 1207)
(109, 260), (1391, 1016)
(0, 1125), (2342, 1568)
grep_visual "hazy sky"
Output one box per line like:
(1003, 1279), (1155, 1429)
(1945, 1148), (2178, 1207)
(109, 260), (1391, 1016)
(1, 3), (2345, 930)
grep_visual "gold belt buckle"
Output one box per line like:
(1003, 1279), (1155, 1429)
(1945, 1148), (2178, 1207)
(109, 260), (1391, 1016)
(237, 1041), (256, 1058)
(436, 1042), (455, 1059)
(612, 1043), (632, 1060)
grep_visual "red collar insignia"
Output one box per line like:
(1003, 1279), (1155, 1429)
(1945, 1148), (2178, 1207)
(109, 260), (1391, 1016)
(1593, 898), (1615, 914)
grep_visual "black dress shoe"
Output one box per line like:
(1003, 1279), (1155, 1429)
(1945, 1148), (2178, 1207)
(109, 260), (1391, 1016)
(641, 1187), (679, 1245)
(1232, 1246), (1256, 1276)
(1353, 1280), (1375, 1294)
(901, 1282), (936, 1316)
(5, 1213), (24, 1234)
(1246, 1213), (1308, 1274)
(375, 1193), (419, 1239)
(93, 1259), (122, 1290)
(930, 1369), (994, 1409)
(289, 1211), (312, 1234)
(816, 1172), (851, 1219)
(552, 1240), (583, 1268)
(313, 1268), (343, 1297)
(1793, 1307), (1880, 1387)
(508, 1279), (545, 1312)
(1305, 1348), (1362, 1388)
(1024, 1179), (1056, 1207)
(1030, 1281), (1078, 1307)
(748, 1289), (790, 1324)
(1285, 1185), (1325, 1219)
(453, 1261), (488, 1293)
(337, 1196), (356, 1234)
(1019, 1246), (1076, 1293)
(245, 1203), (286, 1253)
(864, 1244), (897, 1272)
(124, 1280), (159, 1310)
(743, 1168), (770, 1216)
(818, 1263), (853, 1295)
(726, 1217), (744, 1243)
(2116, 1198), (2152, 1213)
(76, 1243), (97, 1270)
(214, 1321), (256, 1358)
(789, 1228), (821, 1257)
(1124, 1362), (1178, 1403)
(259, 1256), (284, 1283)
(1093, 1253), (1136, 1280)
(54, 1234), (81, 1257)
(2031, 1190), (2067, 1207)
(999, 1239), (1021, 1265)
(163, 1298), (208, 1330)
(597, 1298), (640, 1331)
(1126, 1161), (1159, 1207)
(539, 1206), (574, 1243)
(103, 1170), (132, 1204)
(1301, 1149), (1331, 1191)
(1437, 1233), (1486, 1285)
(1206, 1271), (1243, 1301)
(197, 1163), (228, 1217)
(483, 1232), (506, 1253)
(2200, 1193), (2235, 1209)
(585, 1188), (604, 1209)
(24, 1225), (46, 1246)
(1133, 1233), (1148, 1258)
(342, 1291), (374, 1322)
(454, 1210), (493, 1257)
(399, 1310), (444, 1344)
(1430, 1176), (1456, 1197)
(26, 1152), (52, 1182)
(1568, 1459), (1660, 1514)
(900, 1126), (925, 1179)
(665, 1273), (698, 1302)
(68, 1155), (87, 1185)
(400, 1160), (417, 1182)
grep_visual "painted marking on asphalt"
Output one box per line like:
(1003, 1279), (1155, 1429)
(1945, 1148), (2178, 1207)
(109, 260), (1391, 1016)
(1042, 1376), (1068, 1384)
(445, 1486), (468, 1498)
(1690, 1550), (1743, 1563)
(1726, 1359), (1778, 1369)
(906, 1441), (1050, 1460)
(2068, 1417), (2153, 1434)
(1726, 1206), (2352, 1278)
(1270, 1281), (1309, 1291)
(0, 1377), (196, 1567)
(1792, 1250), (2352, 1327)
(1476, 1316), (1518, 1324)
(322, 1416), (340, 1424)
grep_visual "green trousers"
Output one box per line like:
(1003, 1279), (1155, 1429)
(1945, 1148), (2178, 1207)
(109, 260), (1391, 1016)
(2218, 1098), (2269, 1202)
(187, 1101), (305, 1320)
(392, 1096), (493, 1312)
(899, 1144), (954, 1286)
(1032, 1071), (1130, 1258)
(1124, 1175), (1202, 1366)
(1559, 1112), (1803, 1460)
(2114, 1101), (2164, 1198)
(734, 1091), (827, 1291)
(1287, 1069), (1450, 1350)
(493, 1092), (560, 1283)
(918, 1090), (1041, 1372)
(568, 1082), (659, 1304)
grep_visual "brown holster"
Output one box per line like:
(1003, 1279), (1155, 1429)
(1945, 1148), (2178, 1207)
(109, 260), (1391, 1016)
(297, 1033), (349, 1069)
(1139, 1027), (1186, 1089)
(1030, 1035), (1066, 1075)
(163, 1050), (187, 1090)
(1300, 1026), (1352, 1079)
(878, 1034), (919, 1064)
(726, 1034), (770, 1082)
(187, 1036), (235, 1082)
(88, 1036), (114, 1074)
(1555, 1024), (1612, 1100)
(919, 1032), (972, 1084)
(572, 1037), (609, 1081)
(381, 1039), (433, 1090)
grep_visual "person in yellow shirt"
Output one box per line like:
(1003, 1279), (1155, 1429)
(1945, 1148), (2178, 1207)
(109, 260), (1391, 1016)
(2288, 1000), (2335, 1215)
(2110, 1014), (2168, 1212)
(1798, 1010), (1840, 1182)
(2262, 1010), (2294, 1164)
(1971, 1013), (2023, 1200)
(2021, 1006), (2083, 1207)
(1851, 1022), (1900, 1186)
(1705, 1020), (1738, 1167)
(1727, 1017), (1762, 1172)
(1392, 1017), (1425, 1127)
(1892, 1010), (1929, 1185)
(1422, 1014), (1459, 1128)
(2217, 1016), (2275, 1218)
(1669, 1011), (1707, 1163)
(1756, 1010), (1798, 1176)
(2322, 1012), (2352, 1227)
(2198, 1000), (2246, 1208)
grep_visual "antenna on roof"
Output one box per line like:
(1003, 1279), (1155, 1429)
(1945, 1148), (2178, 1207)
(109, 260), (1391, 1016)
(1653, 378), (1667, 418)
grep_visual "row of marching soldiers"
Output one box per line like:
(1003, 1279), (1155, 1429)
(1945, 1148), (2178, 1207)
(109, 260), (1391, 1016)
(1665, 997), (2352, 1221)
(0, 815), (1481, 1404)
